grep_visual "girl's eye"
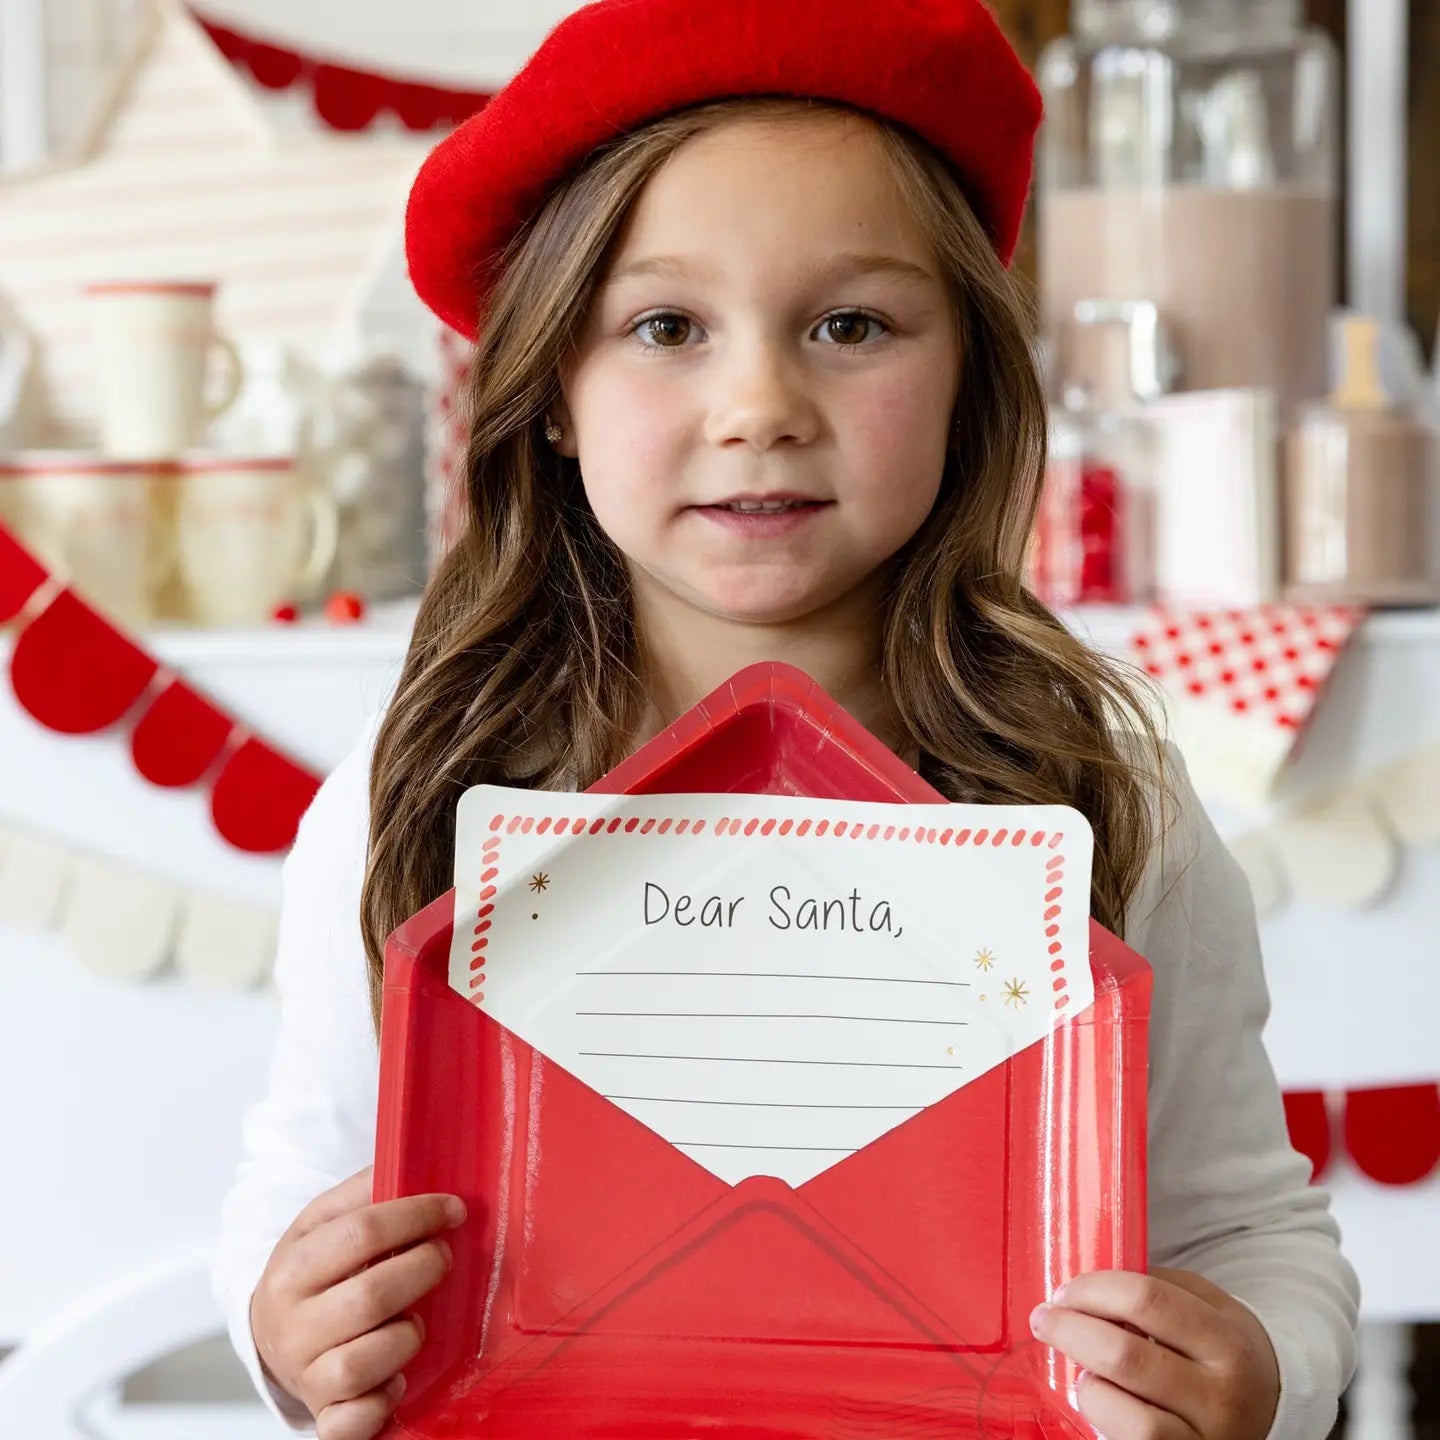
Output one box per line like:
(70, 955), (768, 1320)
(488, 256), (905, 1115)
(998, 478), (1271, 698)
(630, 308), (887, 352)
(633, 313), (695, 349)
(817, 312), (881, 345)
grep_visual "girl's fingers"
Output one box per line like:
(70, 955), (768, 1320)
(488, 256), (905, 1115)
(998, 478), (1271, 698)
(1033, 1306), (1202, 1419)
(315, 1374), (407, 1440)
(1073, 1371), (1200, 1440)
(288, 1169), (376, 1242)
(297, 1192), (466, 1294)
(303, 1315), (424, 1412)
(310, 1239), (453, 1349)
(1051, 1271), (1232, 1364)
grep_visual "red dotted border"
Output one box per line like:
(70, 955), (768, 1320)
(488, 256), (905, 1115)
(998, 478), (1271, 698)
(468, 832), (501, 1002)
(468, 812), (1071, 1013)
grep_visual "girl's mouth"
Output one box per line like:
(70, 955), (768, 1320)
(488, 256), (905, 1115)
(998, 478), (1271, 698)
(693, 500), (832, 536)
(712, 498), (817, 513)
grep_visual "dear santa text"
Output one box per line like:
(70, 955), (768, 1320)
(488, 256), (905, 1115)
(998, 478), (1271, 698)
(642, 881), (902, 938)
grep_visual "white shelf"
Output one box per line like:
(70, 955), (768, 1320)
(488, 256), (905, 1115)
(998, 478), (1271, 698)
(109, 600), (1440, 673)
(132, 596), (424, 667)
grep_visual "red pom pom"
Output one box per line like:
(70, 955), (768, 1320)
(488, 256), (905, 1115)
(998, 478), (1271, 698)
(325, 591), (366, 624)
(272, 603), (300, 624)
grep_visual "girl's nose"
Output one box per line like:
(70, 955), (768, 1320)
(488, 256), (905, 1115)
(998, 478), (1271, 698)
(702, 340), (821, 451)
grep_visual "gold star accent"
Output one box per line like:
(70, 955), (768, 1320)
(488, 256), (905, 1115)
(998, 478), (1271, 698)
(1001, 978), (1030, 1010)
(529, 873), (550, 892)
(974, 947), (996, 972)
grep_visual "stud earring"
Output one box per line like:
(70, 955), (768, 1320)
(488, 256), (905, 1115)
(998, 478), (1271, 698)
(543, 420), (564, 445)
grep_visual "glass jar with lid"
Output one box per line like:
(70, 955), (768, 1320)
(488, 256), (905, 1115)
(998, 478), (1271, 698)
(1037, 0), (1339, 414)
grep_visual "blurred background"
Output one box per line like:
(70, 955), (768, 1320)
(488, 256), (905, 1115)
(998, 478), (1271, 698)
(0, 1), (1437, 1435)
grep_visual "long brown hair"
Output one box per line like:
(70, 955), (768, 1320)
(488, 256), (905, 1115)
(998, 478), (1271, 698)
(361, 98), (1166, 1032)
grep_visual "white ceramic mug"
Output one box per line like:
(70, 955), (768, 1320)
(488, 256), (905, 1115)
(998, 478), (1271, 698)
(87, 282), (244, 458)
(171, 455), (340, 626)
(0, 452), (172, 626)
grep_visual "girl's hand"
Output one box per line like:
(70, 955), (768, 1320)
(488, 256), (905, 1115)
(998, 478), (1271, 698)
(250, 1166), (468, 1440)
(1030, 1267), (1281, 1440)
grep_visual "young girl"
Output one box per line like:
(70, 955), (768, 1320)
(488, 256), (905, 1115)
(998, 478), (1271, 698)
(215, 2), (1359, 1437)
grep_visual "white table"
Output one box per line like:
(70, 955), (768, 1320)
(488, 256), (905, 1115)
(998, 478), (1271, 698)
(0, 602), (1434, 1436)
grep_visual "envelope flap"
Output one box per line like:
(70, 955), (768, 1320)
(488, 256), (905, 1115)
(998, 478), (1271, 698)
(524, 1167), (988, 1345)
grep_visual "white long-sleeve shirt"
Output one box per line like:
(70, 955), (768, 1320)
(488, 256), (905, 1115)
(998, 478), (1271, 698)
(213, 713), (1359, 1437)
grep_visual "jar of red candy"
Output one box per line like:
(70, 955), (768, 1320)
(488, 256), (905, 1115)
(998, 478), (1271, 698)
(1030, 385), (1156, 606)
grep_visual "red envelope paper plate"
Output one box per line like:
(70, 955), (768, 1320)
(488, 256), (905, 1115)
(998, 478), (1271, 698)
(374, 663), (1151, 1439)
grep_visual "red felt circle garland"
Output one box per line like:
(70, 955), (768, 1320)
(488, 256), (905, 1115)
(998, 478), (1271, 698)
(3, 518), (323, 857)
(10, 591), (158, 734)
(1281, 1090), (1333, 1181)
(131, 679), (236, 788)
(0, 529), (47, 622)
(188, 6), (491, 133)
(211, 737), (322, 854)
(1343, 1084), (1440, 1186)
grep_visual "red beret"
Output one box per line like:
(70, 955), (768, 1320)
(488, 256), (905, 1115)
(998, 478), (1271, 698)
(406, 0), (1042, 341)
